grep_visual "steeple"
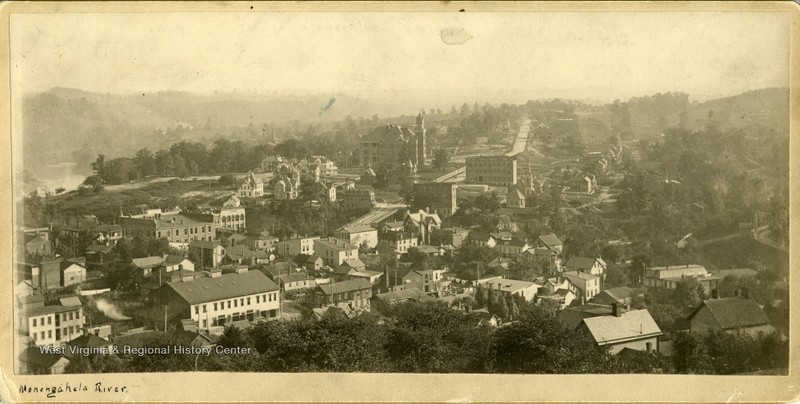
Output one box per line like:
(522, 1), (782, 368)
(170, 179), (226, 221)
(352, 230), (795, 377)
(415, 109), (426, 167)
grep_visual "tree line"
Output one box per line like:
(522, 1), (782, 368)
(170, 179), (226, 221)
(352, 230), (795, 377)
(64, 300), (787, 375)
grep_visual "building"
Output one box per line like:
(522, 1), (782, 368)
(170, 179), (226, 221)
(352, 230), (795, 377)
(245, 231), (279, 253)
(155, 270), (280, 330)
(564, 257), (607, 277)
(687, 298), (777, 337)
(315, 278), (373, 309)
(590, 286), (645, 306)
(237, 171), (264, 198)
(386, 266), (446, 293)
(188, 240), (225, 269)
(412, 182), (458, 216)
(403, 209), (442, 245)
(313, 237), (359, 269)
(465, 155), (517, 185)
(430, 227), (469, 248)
(20, 347), (70, 374)
(276, 272), (316, 292)
(222, 195), (240, 208)
(222, 245), (271, 266)
(506, 184), (526, 208)
(563, 271), (602, 301)
(310, 156), (339, 176)
(567, 173), (597, 194)
(21, 303), (85, 347)
(274, 174), (300, 200)
(339, 189), (375, 211)
(578, 305), (662, 354)
(275, 235), (319, 257)
(259, 155), (286, 173)
(534, 233), (563, 254)
(468, 231), (497, 248)
(380, 231), (418, 255)
(61, 262), (87, 287)
(215, 207), (246, 231)
(496, 239), (530, 257)
(644, 264), (720, 296)
(484, 278), (539, 302)
(336, 225), (379, 250)
(119, 209), (219, 244)
(355, 112), (427, 168)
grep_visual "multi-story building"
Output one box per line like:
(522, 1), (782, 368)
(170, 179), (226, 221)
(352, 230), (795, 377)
(506, 184), (526, 208)
(237, 171), (264, 198)
(355, 112), (427, 168)
(644, 264), (720, 296)
(380, 231), (419, 254)
(313, 237), (358, 269)
(403, 209), (441, 245)
(430, 227), (469, 248)
(214, 207), (246, 232)
(485, 278), (539, 302)
(119, 209), (219, 244)
(188, 240), (226, 269)
(466, 155), (518, 185)
(336, 225), (379, 250)
(412, 182), (458, 216)
(275, 235), (319, 257)
(156, 270), (280, 330)
(309, 156), (338, 176)
(315, 278), (372, 309)
(339, 189), (375, 211)
(563, 271), (602, 301)
(21, 304), (85, 347)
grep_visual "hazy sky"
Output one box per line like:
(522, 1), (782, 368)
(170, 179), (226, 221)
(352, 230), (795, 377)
(11, 11), (789, 101)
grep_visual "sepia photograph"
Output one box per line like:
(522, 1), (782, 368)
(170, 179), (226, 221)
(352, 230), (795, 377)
(1, 1), (797, 402)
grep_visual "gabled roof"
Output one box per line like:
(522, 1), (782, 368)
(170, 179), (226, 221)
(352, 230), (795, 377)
(689, 298), (771, 330)
(164, 254), (190, 266)
(58, 296), (82, 307)
(537, 233), (563, 248)
(383, 221), (404, 229)
(507, 185), (525, 201)
(340, 225), (376, 234)
(225, 245), (261, 261)
(163, 271), (278, 305)
(188, 240), (222, 249)
(563, 271), (600, 283)
(602, 286), (644, 302)
(581, 310), (662, 344)
(341, 258), (366, 269)
(66, 334), (113, 348)
(22, 346), (69, 368)
(85, 244), (113, 254)
(565, 257), (601, 271)
(317, 278), (372, 295)
(132, 256), (165, 269)
(485, 279), (538, 293)
(499, 239), (528, 248)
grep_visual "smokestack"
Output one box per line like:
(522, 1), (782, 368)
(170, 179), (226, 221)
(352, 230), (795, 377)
(612, 302), (621, 317)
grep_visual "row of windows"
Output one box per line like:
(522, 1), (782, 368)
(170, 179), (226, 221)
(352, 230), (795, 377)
(158, 226), (213, 238)
(31, 325), (79, 341)
(195, 293), (279, 315)
(31, 311), (80, 327)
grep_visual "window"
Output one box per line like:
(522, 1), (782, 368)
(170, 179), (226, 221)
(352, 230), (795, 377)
(240, 298), (244, 306)
(214, 303), (218, 311)
(203, 305), (207, 313)
(227, 301), (231, 309)
(234, 300), (238, 308)
(41, 332), (45, 340)
(256, 296), (260, 304)
(47, 316), (51, 325)
(48, 330), (52, 338)
(32, 319), (36, 327)
(194, 306), (199, 314)
(247, 297), (251, 305)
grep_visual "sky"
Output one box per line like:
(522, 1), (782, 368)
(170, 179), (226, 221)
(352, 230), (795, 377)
(11, 11), (790, 102)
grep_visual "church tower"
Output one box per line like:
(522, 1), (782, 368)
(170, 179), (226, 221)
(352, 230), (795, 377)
(415, 110), (427, 167)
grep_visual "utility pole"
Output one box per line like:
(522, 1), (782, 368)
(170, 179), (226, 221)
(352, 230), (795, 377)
(162, 305), (168, 332)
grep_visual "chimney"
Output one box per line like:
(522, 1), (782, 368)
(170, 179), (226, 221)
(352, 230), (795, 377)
(741, 288), (749, 299)
(711, 289), (718, 299)
(612, 302), (621, 317)
(235, 266), (248, 274)
(425, 207), (430, 214)
(210, 269), (222, 278)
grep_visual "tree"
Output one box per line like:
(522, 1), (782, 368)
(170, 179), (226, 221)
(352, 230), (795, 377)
(133, 148), (156, 178)
(432, 148), (450, 170)
(217, 325), (251, 348)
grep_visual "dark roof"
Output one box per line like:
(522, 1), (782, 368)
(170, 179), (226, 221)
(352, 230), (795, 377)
(188, 240), (222, 249)
(375, 288), (435, 304)
(565, 257), (597, 271)
(25, 304), (83, 317)
(132, 256), (164, 269)
(317, 278), (371, 295)
(602, 286), (644, 301)
(558, 304), (613, 330)
(163, 271), (278, 305)
(537, 233), (563, 247)
(85, 244), (113, 253)
(22, 346), (68, 368)
(66, 334), (113, 348)
(690, 298), (771, 330)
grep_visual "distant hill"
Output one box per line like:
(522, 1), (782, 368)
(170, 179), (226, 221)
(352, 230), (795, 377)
(20, 87), (789, 190)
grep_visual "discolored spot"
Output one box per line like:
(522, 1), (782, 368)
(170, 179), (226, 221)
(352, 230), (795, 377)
(440, 26), (473, 45)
